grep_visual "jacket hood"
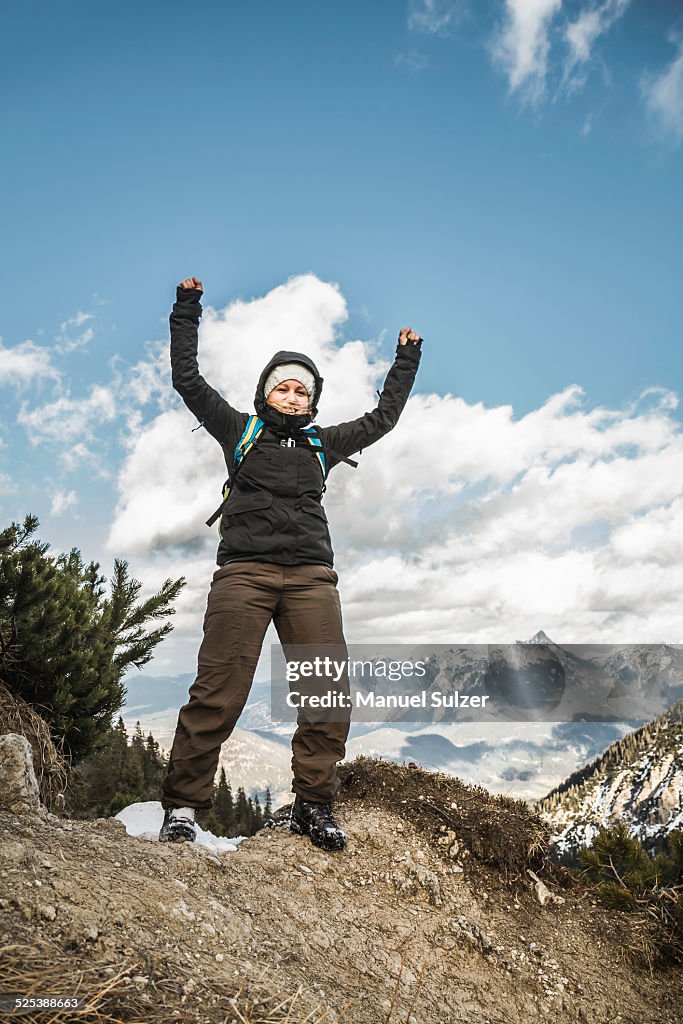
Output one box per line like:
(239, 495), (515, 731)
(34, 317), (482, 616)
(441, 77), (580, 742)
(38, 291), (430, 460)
(254, 350), (324, 429)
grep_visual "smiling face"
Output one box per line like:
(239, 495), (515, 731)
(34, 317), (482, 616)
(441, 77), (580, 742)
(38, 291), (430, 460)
(266, 379), (311, 415)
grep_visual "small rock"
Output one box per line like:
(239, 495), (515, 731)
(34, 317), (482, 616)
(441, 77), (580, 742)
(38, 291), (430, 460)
(527, 870), (565, 906)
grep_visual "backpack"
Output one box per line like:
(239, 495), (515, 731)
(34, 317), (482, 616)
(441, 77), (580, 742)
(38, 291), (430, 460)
(206, 415), (357, 529)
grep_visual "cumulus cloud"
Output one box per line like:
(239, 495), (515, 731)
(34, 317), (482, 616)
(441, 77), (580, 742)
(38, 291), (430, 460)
(491, 0), (563, 104)
(0, 339), (61, 387)
(125, 343), (173, 409)
(407, 0), (456, 36)
(641, 36), (683, 143)
(17, 385), (117, 447)
(322, 385), (683, 645)
(105, 273), (683, 654)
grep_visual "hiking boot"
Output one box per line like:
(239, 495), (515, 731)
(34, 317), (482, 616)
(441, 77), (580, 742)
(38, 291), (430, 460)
(159, 807), (197, 844)
(290, 795), (346, 852)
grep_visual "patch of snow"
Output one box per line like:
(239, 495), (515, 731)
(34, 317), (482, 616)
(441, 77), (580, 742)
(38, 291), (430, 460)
(115, 801), (245, 853)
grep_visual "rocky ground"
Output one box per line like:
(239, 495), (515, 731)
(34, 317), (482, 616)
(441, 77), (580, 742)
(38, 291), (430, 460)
(0, 744), (682, 1023)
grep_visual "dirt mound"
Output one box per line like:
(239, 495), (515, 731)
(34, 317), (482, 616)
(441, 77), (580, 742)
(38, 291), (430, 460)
(1, 756), (682, 1024)
(336, 756), (551, 877)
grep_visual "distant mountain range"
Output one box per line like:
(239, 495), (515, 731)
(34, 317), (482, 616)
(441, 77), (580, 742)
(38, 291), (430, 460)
(537, 699), (683, 862)
(121, 634), (683, 806)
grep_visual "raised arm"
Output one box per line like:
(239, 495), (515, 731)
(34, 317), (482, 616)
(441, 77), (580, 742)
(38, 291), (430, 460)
(320, 327), (422, 468)
(170, 278), (247, 445)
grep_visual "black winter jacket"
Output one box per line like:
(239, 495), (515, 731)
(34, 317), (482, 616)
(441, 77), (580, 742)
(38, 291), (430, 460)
(170, 287), (422, 567)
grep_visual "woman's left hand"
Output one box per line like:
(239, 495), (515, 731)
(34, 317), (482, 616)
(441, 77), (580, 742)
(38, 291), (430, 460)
(398, 326), (422, 346)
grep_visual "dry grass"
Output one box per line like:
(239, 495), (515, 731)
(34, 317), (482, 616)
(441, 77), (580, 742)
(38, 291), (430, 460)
(337, 755), (553, 878)
(0, 933), (333, 1024)
(0, 680), (69, 815)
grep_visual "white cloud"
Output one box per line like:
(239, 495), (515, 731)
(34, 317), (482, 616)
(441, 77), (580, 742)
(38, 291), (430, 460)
(50, 489), (78, 516)
(562, 0), (630, 92)
(641, 37), (683, 143)
(58, 442), (106, 474)
(17, 385), (117, 447)
(60, 311), (93, 331)
(491, 0), (563, 104)
(489, 0), (633, 116)
(105, 273), (683, 652)
(0, 339), (61, 387)
(55, 310), (96, 355)
(125, 342), (173, 410)
(408, 0), (455, 36)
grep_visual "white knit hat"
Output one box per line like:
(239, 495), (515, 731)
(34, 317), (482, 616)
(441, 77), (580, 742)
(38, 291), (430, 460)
(263, 363), (316, 402)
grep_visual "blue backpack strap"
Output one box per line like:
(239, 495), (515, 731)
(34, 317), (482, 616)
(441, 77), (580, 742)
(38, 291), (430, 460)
(206, 416), (265, 528)
(301, 424), (327, 478)
(234, 415), (264, 467)
(301, 424), (360, 475)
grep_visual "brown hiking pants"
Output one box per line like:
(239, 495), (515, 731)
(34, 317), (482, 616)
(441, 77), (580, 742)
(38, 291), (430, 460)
(161, 561), (351, 810)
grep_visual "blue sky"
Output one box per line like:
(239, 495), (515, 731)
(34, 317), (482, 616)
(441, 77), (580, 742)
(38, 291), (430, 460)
(1, 1), (682, 672)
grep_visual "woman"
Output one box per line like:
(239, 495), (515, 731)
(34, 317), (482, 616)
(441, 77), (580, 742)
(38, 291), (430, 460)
(160, 277), (422, 851)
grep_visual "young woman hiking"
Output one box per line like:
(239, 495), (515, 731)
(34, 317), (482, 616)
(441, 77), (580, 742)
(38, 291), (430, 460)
(159, 276), (422, 851)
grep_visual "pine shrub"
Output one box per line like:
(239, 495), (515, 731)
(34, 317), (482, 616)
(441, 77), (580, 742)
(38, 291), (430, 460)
(577, 824), (683, 965)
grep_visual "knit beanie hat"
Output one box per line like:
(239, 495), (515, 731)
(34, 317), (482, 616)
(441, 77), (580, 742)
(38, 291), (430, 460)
(263, 363), (316, 402)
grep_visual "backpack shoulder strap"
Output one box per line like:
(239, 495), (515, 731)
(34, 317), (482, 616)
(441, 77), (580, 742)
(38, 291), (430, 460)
(301, 424), (327, 478)
(206, 416), (265, 528)
(234, 415), (264, 467)
(300, 424), (360, 476)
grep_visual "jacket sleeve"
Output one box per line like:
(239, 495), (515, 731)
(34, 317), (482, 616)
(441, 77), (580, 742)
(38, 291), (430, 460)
(170, 286), (247, 445)
(320, 340), (421, 466)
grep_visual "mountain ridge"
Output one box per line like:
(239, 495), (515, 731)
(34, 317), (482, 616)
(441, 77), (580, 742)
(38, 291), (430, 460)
(538, 700), (683, 861)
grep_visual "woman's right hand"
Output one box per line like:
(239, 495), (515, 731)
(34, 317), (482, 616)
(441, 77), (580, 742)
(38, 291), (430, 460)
(178, 276), (203, 291)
